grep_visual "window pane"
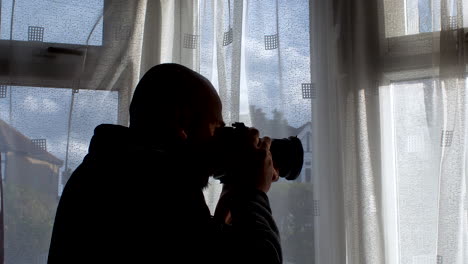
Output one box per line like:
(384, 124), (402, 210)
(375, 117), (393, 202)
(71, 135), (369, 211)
(1, 0), (103, 45)
(246, 0), (314, 262)
(0, 86), (117, 263)
(391, 79), (440, 263)
(383, 0), (468, 38)
(200, 0), (314, 262)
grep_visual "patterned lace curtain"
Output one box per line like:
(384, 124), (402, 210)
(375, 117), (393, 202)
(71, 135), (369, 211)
(0, 0), (201, 263)
(199, 0), (315, 263)
(318, 0), (468, 263)
(0, 0), (467, 264)
(0, 1), (148, 263)
(199, 0), (468, 263)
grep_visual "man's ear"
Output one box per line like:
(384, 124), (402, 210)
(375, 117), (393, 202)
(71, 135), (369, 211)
(176, 103), (193, 141)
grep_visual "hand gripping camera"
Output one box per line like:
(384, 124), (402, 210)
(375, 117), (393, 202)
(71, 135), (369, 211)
(210, 122), (304, 183)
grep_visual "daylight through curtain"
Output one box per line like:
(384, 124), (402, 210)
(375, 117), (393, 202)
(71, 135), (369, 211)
(0, 1), (467, 264)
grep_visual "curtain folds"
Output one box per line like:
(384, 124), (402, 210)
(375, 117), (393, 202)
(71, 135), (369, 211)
(1, 0), (468, 263)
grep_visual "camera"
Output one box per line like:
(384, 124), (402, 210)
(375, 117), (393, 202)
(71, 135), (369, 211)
(210, 122), (304, 183)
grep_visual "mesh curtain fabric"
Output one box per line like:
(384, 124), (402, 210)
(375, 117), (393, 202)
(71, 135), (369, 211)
(0, 0), (468, 264)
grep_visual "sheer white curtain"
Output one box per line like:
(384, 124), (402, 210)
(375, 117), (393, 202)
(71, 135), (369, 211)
(197, 1), (315, 263)
(0, 1), (147, 263)
(312, 0), (468, 263)
(1, 0), (467, 263)
(194, 0), (468, 263)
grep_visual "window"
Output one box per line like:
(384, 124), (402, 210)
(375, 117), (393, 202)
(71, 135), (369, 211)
(379, 1), (468, 262)
(380, 79), (445, 263)
(200, 0), (314, 262)
(0, 86), (118, 178)
(0, 1), (138, 263)
(0, 0), (112, 92)
(383, 0), (441, 37)
(0, 86), (118, 264)
(1, 0), (104, 45)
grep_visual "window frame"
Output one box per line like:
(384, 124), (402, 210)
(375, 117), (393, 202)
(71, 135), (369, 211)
(0, 0), (135, 91)
(379, 20), (468, 263)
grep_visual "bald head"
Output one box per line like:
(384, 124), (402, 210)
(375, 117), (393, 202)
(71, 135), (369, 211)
(129, 63), (223, 141)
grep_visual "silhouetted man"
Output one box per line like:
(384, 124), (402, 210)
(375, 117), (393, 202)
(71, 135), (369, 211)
(48, 63), (281, 263)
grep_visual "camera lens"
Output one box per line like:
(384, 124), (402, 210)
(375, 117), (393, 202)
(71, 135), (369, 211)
(211, 123), (304, 182)
(270, 136), (304, 180)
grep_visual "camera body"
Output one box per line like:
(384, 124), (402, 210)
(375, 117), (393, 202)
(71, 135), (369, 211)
(211, 122), (304, 183)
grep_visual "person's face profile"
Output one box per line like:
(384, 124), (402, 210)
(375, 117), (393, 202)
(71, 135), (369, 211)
(188, 91), (224, 142)
(208, 120), (225, 137)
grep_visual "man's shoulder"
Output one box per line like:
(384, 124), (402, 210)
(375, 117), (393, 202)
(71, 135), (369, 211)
(88, 124), (130, 151)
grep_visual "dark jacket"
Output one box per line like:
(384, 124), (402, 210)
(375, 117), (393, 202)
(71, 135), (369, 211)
(48, 124), (282, 263)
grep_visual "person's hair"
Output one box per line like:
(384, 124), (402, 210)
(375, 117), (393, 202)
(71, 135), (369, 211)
(129, 63), (218, 137)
